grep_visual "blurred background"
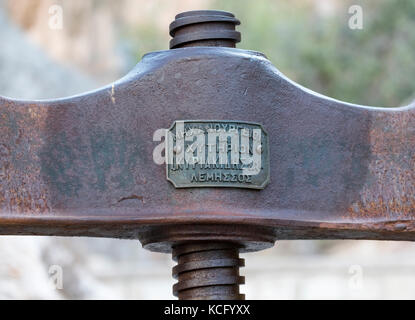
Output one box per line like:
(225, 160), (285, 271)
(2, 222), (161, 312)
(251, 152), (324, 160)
(0, 0), (415, 299)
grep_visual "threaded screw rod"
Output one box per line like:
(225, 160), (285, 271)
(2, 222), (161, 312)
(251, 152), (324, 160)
(169, 10), (241, 49)
(172, 242), (245, 300)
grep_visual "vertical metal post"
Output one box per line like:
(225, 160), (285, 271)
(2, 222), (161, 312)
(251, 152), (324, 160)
(168, 10), (244, 300)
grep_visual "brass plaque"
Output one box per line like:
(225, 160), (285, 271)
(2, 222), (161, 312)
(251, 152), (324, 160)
(166, 120), (270, 189)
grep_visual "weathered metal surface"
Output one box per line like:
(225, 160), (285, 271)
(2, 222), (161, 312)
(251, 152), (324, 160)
(1, 13), (415, 246)
(166, 120), (270, 189)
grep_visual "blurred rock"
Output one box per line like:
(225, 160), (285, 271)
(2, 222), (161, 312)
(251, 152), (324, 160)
(0, 237), (60, 299)
(5, 0), (209, 83)
(0, 8), (95, 99)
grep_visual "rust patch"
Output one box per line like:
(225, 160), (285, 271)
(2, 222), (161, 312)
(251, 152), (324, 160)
(346, 109), (415, 221)
(0, 101), (50, 213)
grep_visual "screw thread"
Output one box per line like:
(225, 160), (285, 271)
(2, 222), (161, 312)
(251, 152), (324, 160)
(172, 242), (245, 300)
(169, 10), (241, 49)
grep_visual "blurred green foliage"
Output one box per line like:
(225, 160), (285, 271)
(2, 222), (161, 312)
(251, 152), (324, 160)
(129, 0), (415, 106)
